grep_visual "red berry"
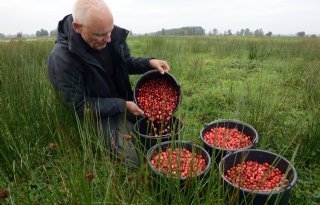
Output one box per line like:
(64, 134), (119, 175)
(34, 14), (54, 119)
(203, 127), (253, 149)
(151, 148), (206, 177)
(137, 78), (179, 136)
(225, 161), (289, 191)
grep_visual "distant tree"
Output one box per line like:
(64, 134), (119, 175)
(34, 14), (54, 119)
(50, 29), (57, 37)
(236, 29), (245, 36)
(227, 29), (232, 36)
(43, 29), (49, 36)
(254, 29), (264, 37)
(36, 28), (49, 37)
(16, 32), (23, 38)
(153, 26), (205, 36)
(192, 27), (205, 35)
(0, 33), (5, 38)
(296, 31), (305, 37)
(161, 28), (165, 35)
(265, 31), (272, 37)
(213, 28), (218, 35)
(209, 28), (217, 36)
(244, 28), (252, 36)
(310, 34), (317, 38)
(181, 26), (205, 35)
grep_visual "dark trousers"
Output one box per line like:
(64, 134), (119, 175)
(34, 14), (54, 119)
(95, 113), (141, 168)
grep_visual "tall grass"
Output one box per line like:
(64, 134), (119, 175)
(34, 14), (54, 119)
(0, 36), (319, 204)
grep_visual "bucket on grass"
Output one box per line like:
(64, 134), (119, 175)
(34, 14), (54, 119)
(219, 149), (298, 205)
(200, 119), (259, 164)
(133, 116), (184, 151)
(146, 140), (211, 190)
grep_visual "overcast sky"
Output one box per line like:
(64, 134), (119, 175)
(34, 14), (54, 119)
(0, 0), (319, 35)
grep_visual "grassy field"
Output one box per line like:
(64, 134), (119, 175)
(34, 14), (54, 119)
(0, 36), (320, 204)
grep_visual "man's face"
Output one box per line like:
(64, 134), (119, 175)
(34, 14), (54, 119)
(80, 22), (114, 50)
(75, 10), (114, 50)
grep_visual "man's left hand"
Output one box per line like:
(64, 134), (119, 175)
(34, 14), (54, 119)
(149, 59), (170, 74)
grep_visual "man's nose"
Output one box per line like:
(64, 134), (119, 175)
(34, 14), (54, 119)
(103, 33), (111, 43)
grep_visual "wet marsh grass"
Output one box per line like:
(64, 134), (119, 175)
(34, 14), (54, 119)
(0, 36), (320, 204)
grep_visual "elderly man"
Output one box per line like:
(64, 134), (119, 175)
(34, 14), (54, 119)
(48, 0), (170, 167)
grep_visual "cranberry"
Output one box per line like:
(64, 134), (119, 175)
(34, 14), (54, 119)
(225, 161), (289, 191)
(203, 127), (253, 149)
(150, 148), (207, 177)
(137, 78), (179, 136)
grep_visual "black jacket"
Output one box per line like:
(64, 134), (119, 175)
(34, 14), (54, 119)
(48, 14), (152, 118)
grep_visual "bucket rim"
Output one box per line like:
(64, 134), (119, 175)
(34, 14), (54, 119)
(200, 119), (259, 151)
(218, 148), (298, 195)
(146, 140), (212, 180)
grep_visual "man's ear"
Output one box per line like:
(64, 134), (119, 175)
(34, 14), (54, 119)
(73, 21), (82, 33)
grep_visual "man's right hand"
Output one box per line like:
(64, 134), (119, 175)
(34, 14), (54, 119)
(126, 101), (144, 116)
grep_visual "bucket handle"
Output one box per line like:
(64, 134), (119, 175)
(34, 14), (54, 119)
(253, 135), (259, 145)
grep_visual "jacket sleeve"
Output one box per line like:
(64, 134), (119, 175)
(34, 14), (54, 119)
(122, 42), (154, 74)
(48, 51), (126, 118)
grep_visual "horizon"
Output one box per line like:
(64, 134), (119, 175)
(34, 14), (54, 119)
(1, 26), (317, 37)
(1, 0), (319, 36)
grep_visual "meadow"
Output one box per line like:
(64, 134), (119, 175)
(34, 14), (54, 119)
(0, 36), (319, 204)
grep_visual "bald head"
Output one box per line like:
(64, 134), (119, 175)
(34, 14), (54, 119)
(72, 0), (114, 50)
(73, 0), (113, 26)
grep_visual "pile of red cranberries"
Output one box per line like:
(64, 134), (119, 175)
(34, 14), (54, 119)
(137, 78), (179, 136)
(203, 127), (253, 149)
(225, 161), (289, 191)
(150, 148), (207, 177)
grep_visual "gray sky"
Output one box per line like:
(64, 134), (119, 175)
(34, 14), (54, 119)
(0, 0), (319, 35)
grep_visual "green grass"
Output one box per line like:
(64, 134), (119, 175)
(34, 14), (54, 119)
(0, 36), (320, 204)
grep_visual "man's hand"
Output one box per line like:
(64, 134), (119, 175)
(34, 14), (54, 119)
(149, 59), (170, 74)
(126, 101), (144, 116)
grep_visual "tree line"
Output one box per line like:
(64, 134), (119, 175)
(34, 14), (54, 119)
(0, 28), (57, 38)
(208, 28), (316, 37)
(0, 28), (319, 38)
(145, 27), (318, 37)
(152, 27), (206, 36)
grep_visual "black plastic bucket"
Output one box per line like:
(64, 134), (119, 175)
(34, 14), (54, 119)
(133, 70), (182, 114)
(146, 140), (211, 189)
(219, 149), (298, 205)
(134, 116), (184, 151)
(200, 119), (259, 164)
